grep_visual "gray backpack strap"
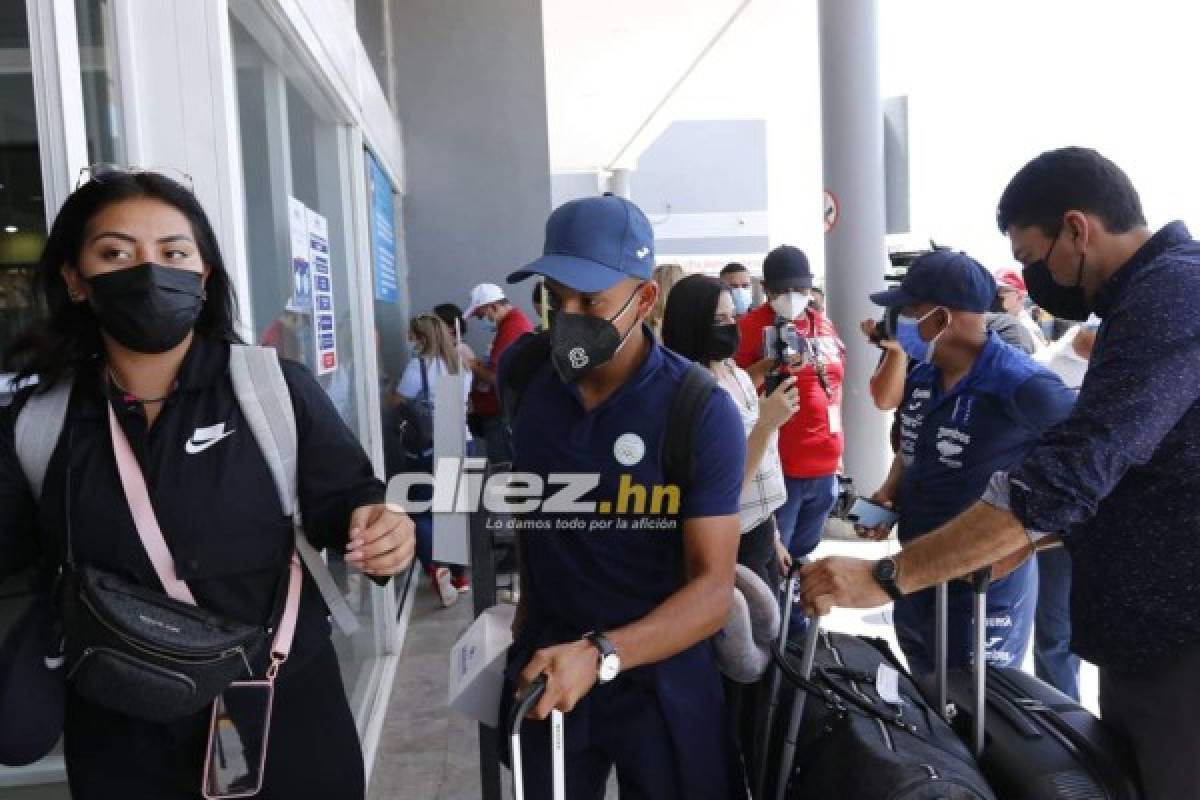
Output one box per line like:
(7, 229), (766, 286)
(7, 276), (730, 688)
(228, 344), (360, 636)
(14, 377), (74, 499)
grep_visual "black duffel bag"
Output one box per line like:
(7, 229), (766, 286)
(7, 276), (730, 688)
(769, 631), (996, 800)
(754, 564), (995, 800)
(61, 566), (267, 723)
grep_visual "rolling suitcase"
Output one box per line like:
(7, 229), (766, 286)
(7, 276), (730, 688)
(508, 675), (565, 800)
(935, 568), (1143, 800)
(758, 563), (995, 800)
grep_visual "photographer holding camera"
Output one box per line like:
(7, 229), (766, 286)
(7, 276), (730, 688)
(734, 245), (844, 637)
(862, 307), (907, 412)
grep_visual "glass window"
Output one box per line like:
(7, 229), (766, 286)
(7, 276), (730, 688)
(75, 0), (124, 164)
(230, 7), (384, 727)
(354, 0), (390, 102)
(0, 7), (65, 796)
(0, 3), (48, 373)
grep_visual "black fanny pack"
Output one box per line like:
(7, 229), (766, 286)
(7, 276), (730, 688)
(61, 566), (268, 723)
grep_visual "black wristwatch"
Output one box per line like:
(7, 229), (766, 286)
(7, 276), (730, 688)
(872, 557), (905, 602)
(583, 631), (620, 684)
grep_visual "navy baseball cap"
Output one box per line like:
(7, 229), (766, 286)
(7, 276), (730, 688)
(870, 250), (997, 312)
(762, 245), (813, 291)
(508, 195), (655, 292)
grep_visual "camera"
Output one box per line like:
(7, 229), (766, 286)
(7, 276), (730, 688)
(763, 320), (806, 394)
(867, 306), (901, 345)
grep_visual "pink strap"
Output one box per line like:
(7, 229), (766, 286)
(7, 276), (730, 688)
(107, 402), (302, 669)
(108, 403), (196, 605)
(271, 554), (303, 659)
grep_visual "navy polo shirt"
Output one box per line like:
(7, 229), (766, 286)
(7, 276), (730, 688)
(501, 328), (744, 641)
(498, 326), (745, 794)
(896, 332), (1075, 543)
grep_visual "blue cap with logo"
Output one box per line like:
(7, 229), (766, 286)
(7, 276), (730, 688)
(508, 195), (655, 292)
(870, 249), (997, 313)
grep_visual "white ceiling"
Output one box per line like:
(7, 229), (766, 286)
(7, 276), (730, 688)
(541, 0), (786, 173)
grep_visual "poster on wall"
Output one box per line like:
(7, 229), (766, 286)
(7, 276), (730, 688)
(366, 151), (399, 304)
(286, 197), (312, 313)
(307, 208), (338, 375)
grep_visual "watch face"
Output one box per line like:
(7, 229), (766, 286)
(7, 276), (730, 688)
(599, 654), (620, 683)
(876, 558), (897, 582)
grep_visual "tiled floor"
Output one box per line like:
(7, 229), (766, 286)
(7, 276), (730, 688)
(368, 582), (482, 800)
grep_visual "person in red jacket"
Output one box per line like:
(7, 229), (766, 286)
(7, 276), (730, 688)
(465, 282), (534, 464)
(734, 245), (844, 635)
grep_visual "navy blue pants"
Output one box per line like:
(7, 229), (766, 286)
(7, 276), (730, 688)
(514, 682), (683, 800)
(893, 558), (1037, 679)
(1034, 547), (1081, 700)
(775, 474), (837, 638)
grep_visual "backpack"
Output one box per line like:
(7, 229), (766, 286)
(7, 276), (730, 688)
(388, 356), (436, 465)
(499, 331), (718, 491)
(12, 344), (360, 636)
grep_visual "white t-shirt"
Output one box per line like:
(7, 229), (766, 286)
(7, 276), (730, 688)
(1035, 325), (1088, 391)
(720, 362), (788, 534)
(397, 355), (473, 435)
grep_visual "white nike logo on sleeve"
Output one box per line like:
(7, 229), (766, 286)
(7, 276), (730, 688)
(185, 423), (236, 454)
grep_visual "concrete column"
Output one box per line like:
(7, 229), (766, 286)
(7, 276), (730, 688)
(819, 0), (891, 491)
(607, 167), (632, 199)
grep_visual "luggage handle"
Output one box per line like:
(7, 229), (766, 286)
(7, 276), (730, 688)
(508, 675), (565, 800)
(934, 567), (992, 759)
(769, 561), (822, 800)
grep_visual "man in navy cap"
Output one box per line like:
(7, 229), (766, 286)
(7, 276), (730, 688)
(850, 250), (1075, 680)
(733, 245), (845, 639)
(500, 195), (746, 798)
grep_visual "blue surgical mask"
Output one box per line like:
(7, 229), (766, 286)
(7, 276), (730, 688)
(731, 287), (752, 315)
(484, 317), (498, 334)
(895, 308), (947, 364)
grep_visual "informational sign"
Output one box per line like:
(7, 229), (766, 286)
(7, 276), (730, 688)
(824, 189), (840, 233)
(307, 209), (338, 375)
(286, 197), (312, 313)
(366, 151), (399, 304)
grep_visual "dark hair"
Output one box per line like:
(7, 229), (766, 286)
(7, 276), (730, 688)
(433, 303), (467, 337)
(8, 172), (240, 389)
(531, 282), (544, 306)
(719, 262), (748, 278)
(661, 274), (727, 364)
(996, 147), (1146, 236)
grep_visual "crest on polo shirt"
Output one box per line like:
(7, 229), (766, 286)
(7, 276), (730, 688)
(613, 433), (645, 466)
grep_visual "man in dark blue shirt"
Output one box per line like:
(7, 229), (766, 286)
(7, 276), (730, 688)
(499, 195), (746, 799)
(801, 147), (1200, 800)
(860, 250), (1075, 679)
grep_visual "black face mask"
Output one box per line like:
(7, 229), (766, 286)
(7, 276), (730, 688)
(706, 323), (740, 361)
(87, 263), (206, 353)
(1024, 228), (1091, 321)
(549, 285), (642, 383)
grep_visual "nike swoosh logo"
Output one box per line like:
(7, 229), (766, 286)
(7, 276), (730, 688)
(185, 429), (236, 454)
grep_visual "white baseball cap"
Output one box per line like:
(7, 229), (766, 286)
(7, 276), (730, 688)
(464, 283), (505, 317)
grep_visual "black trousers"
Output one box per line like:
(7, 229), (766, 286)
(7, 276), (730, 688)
(726, 515), (782, 781)
(737, 515), (782, 590)
(64, 640), (364, 799)
(1099, 644), (1200, 800)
